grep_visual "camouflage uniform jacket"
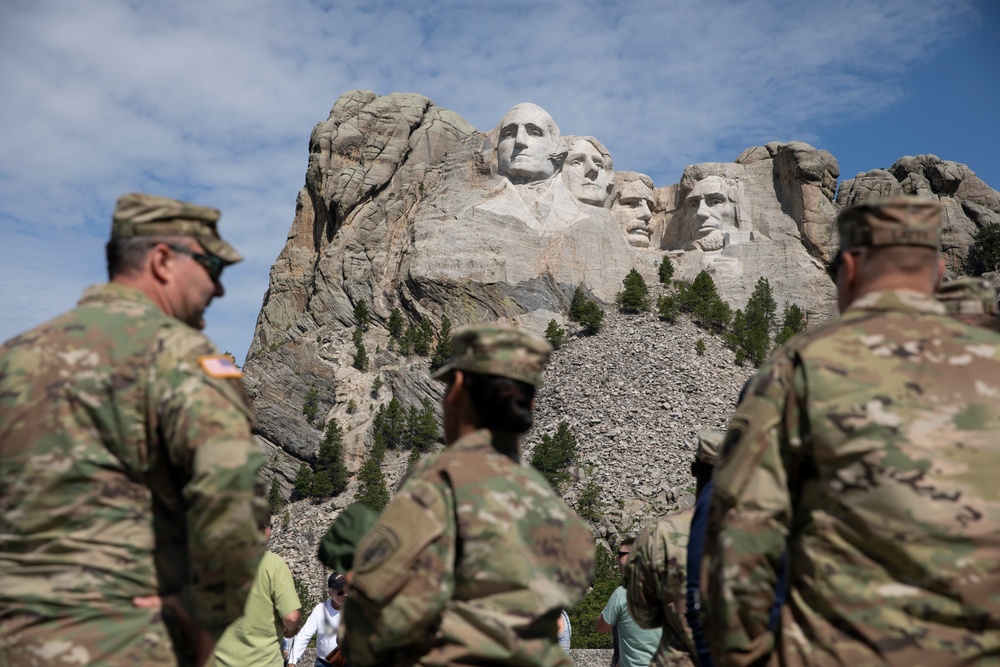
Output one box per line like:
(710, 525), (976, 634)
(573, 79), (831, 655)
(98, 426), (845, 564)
(343, 428), (595, 667)
(705, 289), (1000, 667)
(625, 507), (696, 667)
(0, 283), (267, 666)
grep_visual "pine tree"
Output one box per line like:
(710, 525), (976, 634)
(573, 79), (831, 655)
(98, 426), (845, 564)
(302, 385), (320, 425)
(727, 277), (777, 367)
(575, 473), (604, 522)
(657, 294), (679, 321)
(371, 375), (383, 398)
(352, 326), (363, 347)
(354, 299), (371, 332)
(774, 302), (806, 347)
(413, 319), (434, 356)
(568, 543), (616, 648)
(293, 463), (313, 499)
(530, 422), (577, 487)
(406, 446), (422, 471)
(317, 418), (349, 496)
(398, 324), (416, 355)
(569, 286), (588, 322)
(374, 398), (405, 449)
(387, 308), (405, 339)
(682, 271), (731, 333)
(430, 316), (453, 371)
(578, 300), (605, 335)
(696, 339), (706, 355)
(311, 470), (333, 498)
(616, 268), (651, 313)
(658, 255), (675, 284)
(410, 398), (439, 451)
(966, 223), (1000, 275)
(354, 452), (389, 512)
(544, 320), (566, 349)
(267, 477), (285, 513)
(353, 341), (369, 371)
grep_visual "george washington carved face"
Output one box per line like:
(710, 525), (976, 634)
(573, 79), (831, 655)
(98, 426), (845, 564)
(496, 103), (563, 183)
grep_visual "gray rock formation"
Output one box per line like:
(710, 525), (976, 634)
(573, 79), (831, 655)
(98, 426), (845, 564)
(244, 90), (999, 493)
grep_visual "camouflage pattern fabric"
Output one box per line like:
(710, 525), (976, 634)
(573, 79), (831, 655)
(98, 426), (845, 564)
(342, 428), (595, 667)
(0, 283), (267, 666)
(705, 289), (1000, 666)
(430, 325), (551, 388)
(624, 507), (696, 667)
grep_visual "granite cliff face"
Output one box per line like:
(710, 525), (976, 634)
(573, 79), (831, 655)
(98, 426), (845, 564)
(244, 90), (1000, 509)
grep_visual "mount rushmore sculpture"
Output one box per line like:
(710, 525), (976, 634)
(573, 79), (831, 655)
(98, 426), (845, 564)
(244, 90), (1000, 463)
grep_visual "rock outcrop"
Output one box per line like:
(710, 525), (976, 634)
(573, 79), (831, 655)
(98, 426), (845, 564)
(244, 90), (1000, 506)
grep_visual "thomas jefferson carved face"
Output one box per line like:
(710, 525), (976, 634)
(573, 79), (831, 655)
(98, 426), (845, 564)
(613, 176), (655, 248)
(496, 103), (561, 183)
(687, 175), (737, 251)
(562, 138), (613, 206)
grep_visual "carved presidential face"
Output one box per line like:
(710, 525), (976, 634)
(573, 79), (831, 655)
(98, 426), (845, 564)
(496, 104), (560, 182)
(613, 178), (655, 248)
(687, 175), (736, 251)
(562, 138), (612, 206)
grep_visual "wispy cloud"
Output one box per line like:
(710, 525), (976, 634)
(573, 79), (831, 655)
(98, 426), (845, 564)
(0, 0), (984, 359)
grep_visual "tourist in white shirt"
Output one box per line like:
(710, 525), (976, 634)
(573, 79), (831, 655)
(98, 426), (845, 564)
(288, 573), (347, 667)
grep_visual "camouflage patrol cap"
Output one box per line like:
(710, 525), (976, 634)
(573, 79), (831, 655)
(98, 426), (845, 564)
(836, 196), (942, 251)
(430, 324), (552, 387)
(112, 192), (243, 265)
(937, 277), (1000, 316)
(696, 429), (724, 466)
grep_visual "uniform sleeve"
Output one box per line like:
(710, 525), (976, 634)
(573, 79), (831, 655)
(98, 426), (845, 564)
(154, 327), (268, 637)
(342, 476), (454, 666)
(625, 523), (667, 630)
(704, 354), (799, 667)
(290, 602), (323, 664)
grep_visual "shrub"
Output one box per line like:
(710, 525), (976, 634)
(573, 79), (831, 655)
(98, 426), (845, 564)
(346, 398), (358, 414)
(679, 271), (732, 333)
(966, 223), (1000, 276)
(293, 576), (318, 615)
(696, 339), (706, 356)
(616, 269), (651, 313)
(354, 299), (371, 332)
(568, 543), (617, 648)
(302, 385), (320, 425)
(267, 477), (285, 514)
(354, 451), (389, 512)
(774, 302), (806, 347)
(371, 375), (383, 398)
(657, 294), (679, 321)
(576, 473), (604, 522)
(569, 286), (589, 322)
(578, 300), (605, 335)
(545, 320), (566, 349)
(293, 463), (313, 500)
(353, 342), (369, 371)
(317, 418), (349, 496)
(387, 308), (405, 339)
(430, 316), (453, 371)
(658, 255), (675, 284)
(530, 422), (577, 487)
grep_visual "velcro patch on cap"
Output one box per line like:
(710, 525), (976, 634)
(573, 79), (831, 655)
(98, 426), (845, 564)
(198, 355), (242, 379)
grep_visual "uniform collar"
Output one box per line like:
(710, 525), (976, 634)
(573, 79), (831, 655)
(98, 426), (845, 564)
(78, 283), (160, 311)
(845, 289), (946, 316)
(450, 428), (521, 462)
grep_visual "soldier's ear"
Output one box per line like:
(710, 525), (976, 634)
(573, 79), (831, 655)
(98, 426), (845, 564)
(148, 243), (175, 285)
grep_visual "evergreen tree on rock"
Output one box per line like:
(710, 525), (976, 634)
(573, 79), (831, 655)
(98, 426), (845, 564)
(616, 268), (651, 313)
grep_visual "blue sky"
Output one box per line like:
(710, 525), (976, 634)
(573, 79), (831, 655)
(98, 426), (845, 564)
(1, 0), (997, 362)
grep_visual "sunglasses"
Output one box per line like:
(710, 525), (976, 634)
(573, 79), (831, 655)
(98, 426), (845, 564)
(166, 244), (225, 283)
(826, 250), (861, 281)
(617, 551), (630, 558)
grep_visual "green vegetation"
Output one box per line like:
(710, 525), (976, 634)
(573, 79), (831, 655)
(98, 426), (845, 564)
(353, 299), (371, 332)
(676, 271), (732, 333)
(725, 277), (777, 367)
(267, 477), (285, 514)
(544, 319), (566, 349)
(352, 341), (369, 371)
(575, 472), (604, 522)
(387, 307), (405, 339)
(316, 418), (349, 497)
(568, 542), (617, 648)
(430, 316), (453, 371)
(530, 421), (577, 487)
(354, 434), (389, 512)
(302, 384), (320, 425)
(774, 302), (806, 347)
(293, 576), (318, 614)
(656, 293), (679, 322)
(696, 339), (706, 356)
(293, 463), (313, 500)
(966, 223), (1000, 276)
(616, 268), (651, 313)
(371, 375), (383, 398)
(658, 255), (675, 284)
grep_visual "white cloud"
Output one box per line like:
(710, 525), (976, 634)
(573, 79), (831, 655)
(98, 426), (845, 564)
(0, 0), (982, 360)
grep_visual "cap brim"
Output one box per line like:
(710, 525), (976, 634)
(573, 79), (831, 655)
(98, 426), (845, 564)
(430, 362), (455, 382)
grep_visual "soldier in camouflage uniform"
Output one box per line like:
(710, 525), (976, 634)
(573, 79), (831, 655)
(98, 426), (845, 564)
(937, 276), (1000, 332)
(341, 325), (595, 667)
(704, 197), (1000, 666)
(0, 193), (268, 666)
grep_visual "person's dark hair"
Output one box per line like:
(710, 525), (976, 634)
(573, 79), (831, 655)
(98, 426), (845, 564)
(619, 537), (637, 549)
(691, 459), (714, 497)
(461, 371), (536, 434)
(106, 235), (187, 279)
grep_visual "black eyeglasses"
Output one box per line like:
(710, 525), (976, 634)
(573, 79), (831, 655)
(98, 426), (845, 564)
(166, 244), (225, 283)
(617, 551), (630, 558)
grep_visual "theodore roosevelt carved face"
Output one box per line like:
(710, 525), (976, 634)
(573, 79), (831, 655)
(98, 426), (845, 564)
(613, 172), (655, 248)
(562, 137), (614, 206)
(496, 103), (563, 183)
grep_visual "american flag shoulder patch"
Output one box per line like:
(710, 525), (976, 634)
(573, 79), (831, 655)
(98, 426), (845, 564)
(198, 355), (242, 379)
